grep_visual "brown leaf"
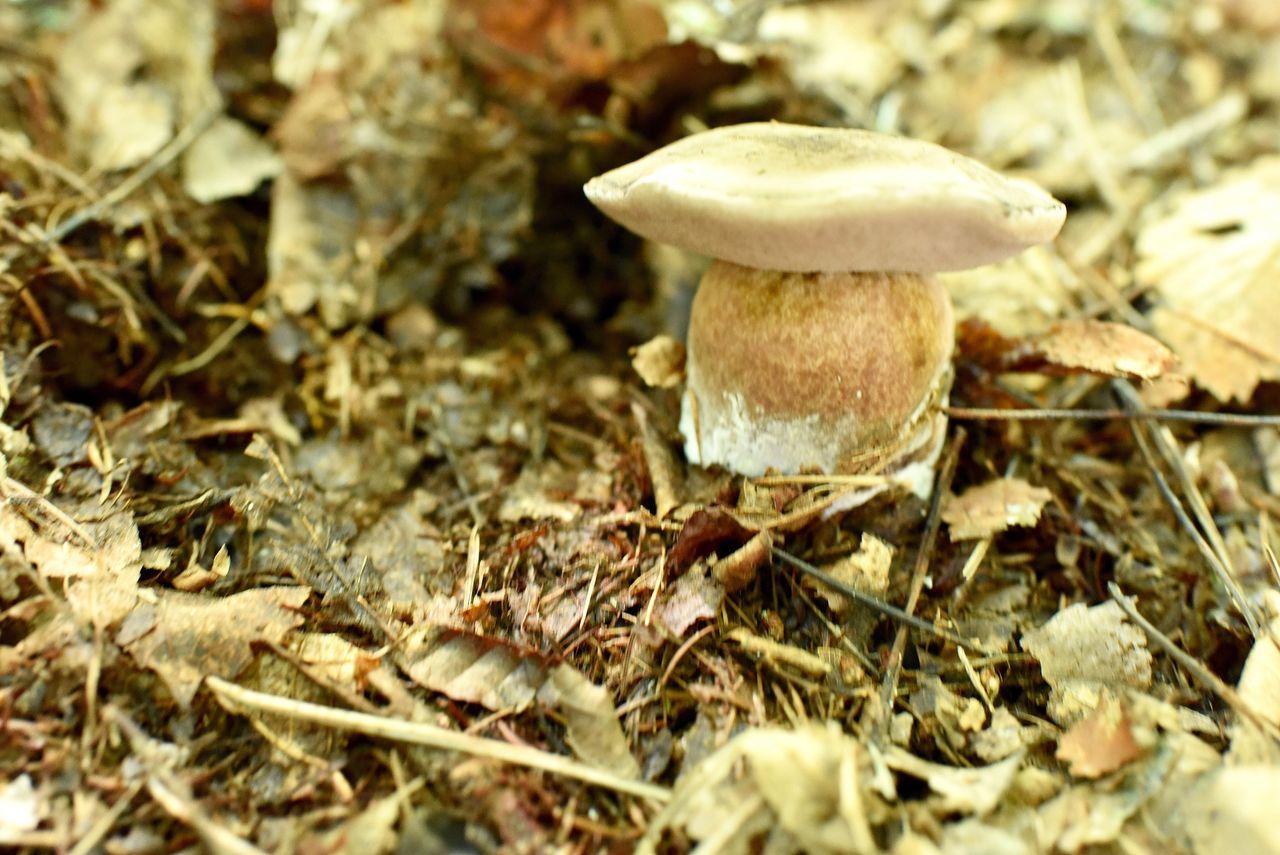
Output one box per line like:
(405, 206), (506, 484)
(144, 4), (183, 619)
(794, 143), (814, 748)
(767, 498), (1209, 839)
(406, 629), (552, 710)
(1030, 320), (1177, 380)
(655, 568), (721, 636)
(122, 587), (310, 708)
(942, 477), (1053, 541)
(537, 664), (640, 778)
(669, 507), (754, 573)
(713, 529), (773, 592)
(1056, 691), (1143, 778)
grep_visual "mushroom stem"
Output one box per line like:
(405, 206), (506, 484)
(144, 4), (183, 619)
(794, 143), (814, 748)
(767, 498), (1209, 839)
(679, 260), (954, 480)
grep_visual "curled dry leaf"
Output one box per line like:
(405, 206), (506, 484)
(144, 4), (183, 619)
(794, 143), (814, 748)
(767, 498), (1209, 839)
(630, 335), (686, 388)
(1136, 157), (1280, 403)
(1033, 319), (1177, 381)
(943, 477), (1053, 541)
(713, 529), (773, 592)
(1021, 601), (1153, 724)
(1055, 691), (1143, 778)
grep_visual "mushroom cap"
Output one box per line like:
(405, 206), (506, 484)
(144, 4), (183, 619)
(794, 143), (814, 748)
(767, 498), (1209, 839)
(585, 122), (1066, 273)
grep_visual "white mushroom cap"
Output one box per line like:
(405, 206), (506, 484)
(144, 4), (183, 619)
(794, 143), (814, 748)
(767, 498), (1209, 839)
(585, 122), (1066, 273)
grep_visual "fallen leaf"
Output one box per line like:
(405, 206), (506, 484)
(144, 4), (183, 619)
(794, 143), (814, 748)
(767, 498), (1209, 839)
(182, 116), (281, 203)
(810, 533), (893, 616)
(943, 478), (1053, 541)
(668, 507), (754, 572)
(122, 587), (310, 707)
(1182, 767), (1280, 855)
(880, 745), (1025, 817)
(537, 664), (640, 778)
(1136, 157), (1280, 402)
(1022, 601), (1153, 724)
(1228, 597), (1280, 763)
(1056, 691), (1143, 778)
(1032, 320), (1177, 380)
(631, 335), (685, 388)
(0, 775), (40, 843)
(405, 629), (638, 775)
(642, 725), (878, 854)
(713, 529), (773, 592)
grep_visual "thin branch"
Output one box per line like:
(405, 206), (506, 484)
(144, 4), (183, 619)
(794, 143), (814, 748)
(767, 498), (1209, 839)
(878, 428), (966, 732)
(1108, 583), (1280, 743)
(771, 547), (988, 653)
(206, 676), (671, 804)
(944, 406), (1280, 428)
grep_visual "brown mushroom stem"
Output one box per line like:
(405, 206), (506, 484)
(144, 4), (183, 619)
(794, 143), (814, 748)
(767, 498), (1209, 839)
(680, 260), (955, 481)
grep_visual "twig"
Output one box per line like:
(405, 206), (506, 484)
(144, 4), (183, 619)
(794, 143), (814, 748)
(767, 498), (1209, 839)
(40, 101), (221, 248)
(771, 547), (987, 653)
(878, 428), (966, 731)
(1113, 382), (1262, 636)
(943, 406), (1280, 428)
(206, 676), (671, 803)
(1108, 583), (1280, 742)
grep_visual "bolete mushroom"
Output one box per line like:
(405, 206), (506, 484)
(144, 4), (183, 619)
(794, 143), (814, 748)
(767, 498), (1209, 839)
(585, 123), (1065, 494)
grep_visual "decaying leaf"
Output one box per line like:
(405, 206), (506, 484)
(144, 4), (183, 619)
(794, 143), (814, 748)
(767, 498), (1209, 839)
(1022, 601), (1153, 724)
(0, 775), (40, 843)
(1136, 157), (1280, 402)
(2, 500), (142, 630)
(121, 587), (311, 708)
(182, 116), (282, 203)
(536, 664), (641, 778)
(1055, 691), (1144, 778)
(943, 478), (1053, 541)
(631, 335), (686, 388)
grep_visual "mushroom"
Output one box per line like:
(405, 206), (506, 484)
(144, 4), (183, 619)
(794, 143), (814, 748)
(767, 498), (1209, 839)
(585, 123), (1065, 495)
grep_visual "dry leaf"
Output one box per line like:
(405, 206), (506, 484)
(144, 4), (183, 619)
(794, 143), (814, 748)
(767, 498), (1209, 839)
(536, 664), (640, 778)
(631, 335), (686, 388)
(943, 478), (1053, 541)
(1136, 157), (1280, 402)
(406, 629), (638, 775)
(182, 116), (281, 203)
(1055, 691), (1143, 778)
(880, 745), (1025, 817)
(1022, 601), (1153, 724)
(811, 533), (892, 617)
(1033, 320), (1176, 380)
(1182, 767), (1280, 855)
(122, 587), (310, 708)
(1228, 598), (1280, 763)
(713, 529), (773, 592)
(0, 775), (40, 844)
(640, 725), (878, 855)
